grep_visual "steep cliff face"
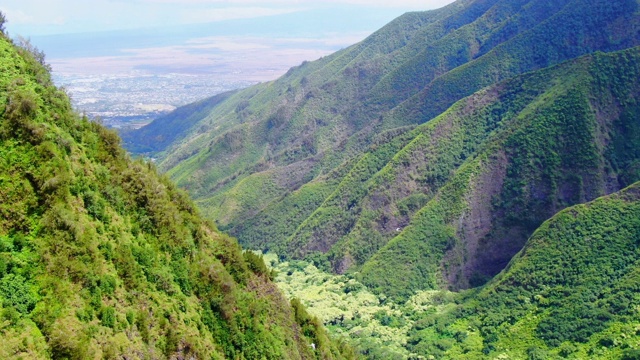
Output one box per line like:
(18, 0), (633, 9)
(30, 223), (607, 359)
(0, 34), (354, 359)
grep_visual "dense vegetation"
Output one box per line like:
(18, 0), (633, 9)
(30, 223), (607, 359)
(357, 46), (640, 299)
(266, 253), (457, 359)
(266, 181), (640, 359)
(0, 31), (355, 359)
(406, 181), (640, 359)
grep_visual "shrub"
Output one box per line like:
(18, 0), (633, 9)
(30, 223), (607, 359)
(6, 88), (38, 121)
(0, 273), (37, 314)
(100, 306), (116, 328)
(243, 251), (268, 276)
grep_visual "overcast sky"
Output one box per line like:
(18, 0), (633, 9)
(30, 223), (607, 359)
(1, 0), (456, 36)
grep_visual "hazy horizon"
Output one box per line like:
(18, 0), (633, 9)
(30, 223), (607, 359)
(0, 0), (456, 128)
(2, 1), (456, 37)
(2, 1), (455, 78)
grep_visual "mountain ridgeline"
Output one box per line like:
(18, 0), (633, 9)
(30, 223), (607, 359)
(127, 0), (640, 292)
(0, 33), (355, 358)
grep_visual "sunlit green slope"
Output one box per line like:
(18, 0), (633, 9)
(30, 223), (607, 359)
(0, 33), (354, 359)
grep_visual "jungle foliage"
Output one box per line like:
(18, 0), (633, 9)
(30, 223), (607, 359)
(266, 182), (640, 359)
(405, 182), (640, 359)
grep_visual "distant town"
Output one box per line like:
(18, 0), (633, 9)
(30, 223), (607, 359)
(54, 72), (254, 129)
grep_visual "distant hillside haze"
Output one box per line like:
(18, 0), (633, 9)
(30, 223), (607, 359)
(22, 5), (446, 77)
(21, 4), (457, 134)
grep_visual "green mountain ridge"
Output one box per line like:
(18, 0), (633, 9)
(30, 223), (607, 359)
(0, 33), (354, 359)
(120, 90), (238, 155)
(125, 0), (640, 293)
(357, 46), (640, 298)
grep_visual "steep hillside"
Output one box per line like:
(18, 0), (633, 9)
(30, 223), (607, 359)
(357, 46), (640, 299)
(218, 45), (640, 302)
(0, 33), (354, 359)
(406, 181), (640, 359)
(125, 0), (640, 288)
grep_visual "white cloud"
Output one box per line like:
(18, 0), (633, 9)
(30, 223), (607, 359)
(48, 35), (340, 80)
(140, 0), (299, 3)
(139, 0), (452, 6)
(0, 7), (35, 24)
(178, 6), (302, 23)
(2, 0), (456, 36)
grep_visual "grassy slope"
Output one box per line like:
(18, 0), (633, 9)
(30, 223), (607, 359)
(0, 35), (354, 359)
(144, 0), (515, 193)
